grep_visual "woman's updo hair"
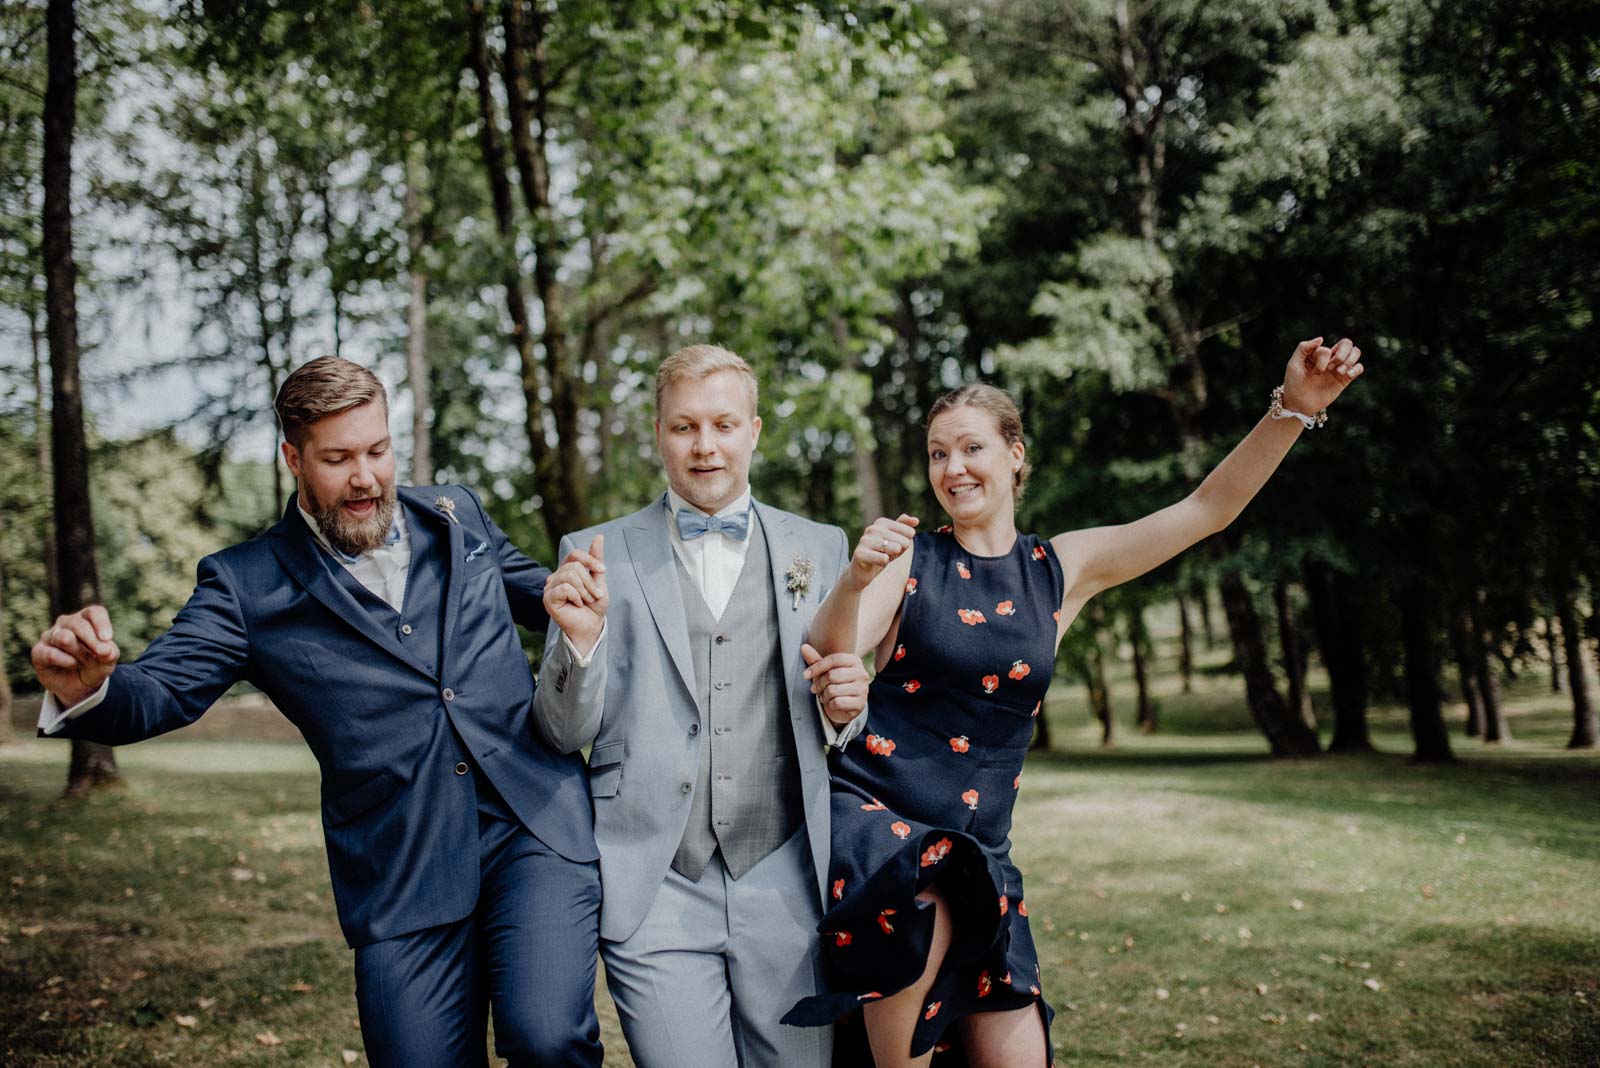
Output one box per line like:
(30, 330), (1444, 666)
(926, 382), (1031, 497)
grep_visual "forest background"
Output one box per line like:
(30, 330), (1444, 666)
(5, 0), (1598, 768)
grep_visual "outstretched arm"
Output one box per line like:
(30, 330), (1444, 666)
(1054, 338), (1366, 612)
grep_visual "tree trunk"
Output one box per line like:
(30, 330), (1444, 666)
(1556, 591), (1596, 748)
(32, 300), (60, 615)
(1400, 567), (1453, 763)
(1450, 614), (1485, 737)
(1303, 561), (1372, 753)
(1472, 608), (1511, 743)
(502, 0), (587, 540)
(44, 0), (118, 795)
(1274, 578), (1317, 734)
(834, 316), (884, 523)
(466, 0), (566, 543)
(1190, 576), (1215, 648)
(0, 560), (14, 746)
(404, 146), (433, 485)
(1218, 569), (1319, 756)
(1129, 605), (1156, 733)
(1546, 613), (1562, 693)
(1175, 588), (1194, 693)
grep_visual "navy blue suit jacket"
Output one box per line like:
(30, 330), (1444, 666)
(46, 486), (597, 947)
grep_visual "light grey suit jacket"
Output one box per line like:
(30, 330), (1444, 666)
(533, 494), (853, 943)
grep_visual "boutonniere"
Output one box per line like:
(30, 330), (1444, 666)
(785, 555), (815, 610)
(434, 495), (460, 524)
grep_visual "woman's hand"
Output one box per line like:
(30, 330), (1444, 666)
(845, 514), (919, 592)
(1281, 336), (1365, 414)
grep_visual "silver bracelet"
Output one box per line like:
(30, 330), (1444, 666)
(1269, 385), (1327, 429)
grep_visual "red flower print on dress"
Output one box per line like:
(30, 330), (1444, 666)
(1032, 545), (1047, 561)
(981, 674), (999, 693)
(904, 578), (918, 595)
(894, 644), (906, 661)
(919, 837), (952, 867)
(1018, 899), (1028, 917)
(1013, 774), (1021, 790)
(903, 679), (921, 694)
(956, 561), (971, 579)
(958, 608), (987, 626)
(877, 909), (898, 934)
(962, 789), (980, 810)
(1002, 971), (1012, 985)
(1053, 610), (1061, 622)
(1030, 985), (1041, 997)
(833, 931), (852, 947)
(865, 734), (896, 756)
(996, 600), (1015, 616)
(832, 878), (844, 900)
(858, 992), (882, 1001)
(1032, 700), (1042, 717)
(1009, 660), (1031, 680)
(860, 797), (887, 811)
(999, 894), (1009, 915)
(977, 971), (993, 997)
(935, 524), (953, 533)
(890, 821), (911, 840)
(949, 735), (970, 753)
(924, 1001), (941, 1020)
(934, 1042), (952, 1054)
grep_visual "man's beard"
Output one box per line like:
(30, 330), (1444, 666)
(305, 481), (397, 556)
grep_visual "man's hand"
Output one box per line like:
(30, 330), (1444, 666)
(802, 643), (869, 727)
(32, 606), (120, 708)
(544, 535), (607, 654)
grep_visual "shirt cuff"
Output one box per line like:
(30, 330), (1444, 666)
(818, 700), (868, 751)
(561, 621), (606, 667)
(38, 679), (110, 735)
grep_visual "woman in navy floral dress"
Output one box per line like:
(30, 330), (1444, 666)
(786, 338), (1367, 1066)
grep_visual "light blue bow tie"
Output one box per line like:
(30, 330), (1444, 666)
(675, 507), (751, 542)
(329, 517), (403, 565)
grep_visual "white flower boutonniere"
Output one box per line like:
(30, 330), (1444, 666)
(786, 555), (815, 611)
(434, 495), (460, 524)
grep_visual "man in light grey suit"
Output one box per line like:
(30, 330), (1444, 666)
(532, 344), (870, 1068)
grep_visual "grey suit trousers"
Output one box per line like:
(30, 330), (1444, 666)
(601, 828), (832, 1068)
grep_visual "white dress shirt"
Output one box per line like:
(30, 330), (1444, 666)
(665, 487), (860, 748)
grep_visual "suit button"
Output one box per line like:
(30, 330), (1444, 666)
(680, 782), (692, 794)
(714, 681), (729, 691)
(443, 688), (455, 701)
(715, 635), (727, 645)
(688, 723), (700, 735)
(454, 762), (468, 775)
(401, 624), (413, 635)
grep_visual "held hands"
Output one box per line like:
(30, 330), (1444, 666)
(801, 643), (869, 727)
(1281, 336), (1365, 415)
(544, 535), (607, 653)
(845, 514), (919, 591)
(32, 606), (121, 708)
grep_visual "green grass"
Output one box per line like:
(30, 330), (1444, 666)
(3, 637), (1598, 1065)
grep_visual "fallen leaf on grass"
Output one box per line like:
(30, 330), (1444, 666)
(1420, 885), (1435, 899)
(1363, 979), (1383, 992)
(19, 925), (44, 937)
(197, 997), (217, 1010)
(288, 981), (314, 993)
(1290, 899), (1305, 911)
(256, 1031), (282, 1046)
(230, 868), (256, 883)
(87, 998), (107, 1009)
(175, 1015), (197, 1028)
(1255, 983), (1269, 996)
(1155, 988), (1170, 1000)
(342, 1052), (360, 1064)
(1306, 1012), (1323, 1022)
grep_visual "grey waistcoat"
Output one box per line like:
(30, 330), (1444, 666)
(671, 516), (804, 881)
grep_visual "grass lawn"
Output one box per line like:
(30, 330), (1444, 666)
(3, 642), (1598, 1065)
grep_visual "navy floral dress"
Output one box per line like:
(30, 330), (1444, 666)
(784, 529), (1064, 1063)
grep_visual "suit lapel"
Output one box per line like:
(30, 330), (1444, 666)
(624, 495), (702, 716)
(401, 487), (465, 670)
(754, 500), (804, 705)
(266, 493), (435, 678)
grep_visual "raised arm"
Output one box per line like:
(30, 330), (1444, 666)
(1053, 337), (1365, 615)
(807, 514), (919, 662)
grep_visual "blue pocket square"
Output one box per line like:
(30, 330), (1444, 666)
(464, 541), (491, 562)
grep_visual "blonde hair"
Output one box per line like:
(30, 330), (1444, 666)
(274, 357), (387, 447)
(927, 382), (1031, 496)
(655, 344), (759, 415)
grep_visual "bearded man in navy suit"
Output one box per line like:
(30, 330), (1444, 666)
(32, 357), (610, 1067)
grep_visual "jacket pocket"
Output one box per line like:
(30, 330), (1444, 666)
(587, 739), (625, 798)
(324, 770), (401, 826)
